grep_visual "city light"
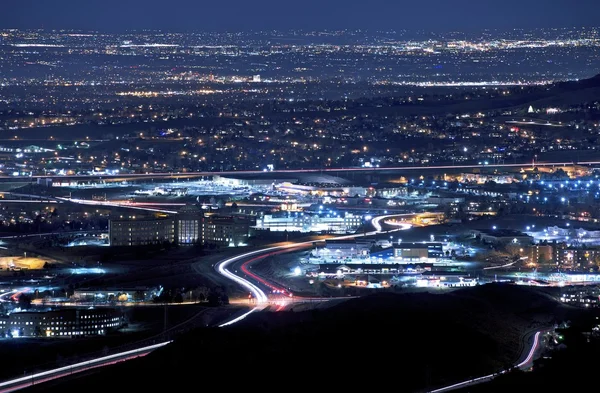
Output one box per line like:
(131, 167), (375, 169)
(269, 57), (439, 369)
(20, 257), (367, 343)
(0, 18), (599, 393)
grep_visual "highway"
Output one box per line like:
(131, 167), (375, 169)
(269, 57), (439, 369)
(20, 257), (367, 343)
(0, 342), (171, 393)
(0, 230), (106, 240)
(0, 301), (267, 392)
(56, 197), (178, 214)
(212, 213), (548, 393)
(0, 211), (518, 392)
(427, 331), (545, 393)
(2, 160), (599, 182)
(0, 213), (406, 392)
(213, 214), (414, 319)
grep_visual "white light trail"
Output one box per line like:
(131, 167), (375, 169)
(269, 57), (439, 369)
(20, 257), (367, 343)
(0, 212), (416, 391)
(428, 331), (542, 393)
(371, 214), (414, 232)
(215, 213), (412, 306)
(218, 308), (258, 327)
(0, 341), (172, 393)
(10, 161), (600, 181)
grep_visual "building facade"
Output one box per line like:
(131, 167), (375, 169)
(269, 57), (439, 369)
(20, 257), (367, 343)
(73, 286), (160, 302)
(109, 217), (175, 246)
(553, 245), (600, 268)
(528, 244), (554, 264)
(317, 239), (371, 260)
(473, 229), (533, 245)
(254, 212), (362, 234)
(1, 308), (122, 338)
(393, 242), (444, 262)
(176, 205), (204, 245)
(202, 214), (254, 247)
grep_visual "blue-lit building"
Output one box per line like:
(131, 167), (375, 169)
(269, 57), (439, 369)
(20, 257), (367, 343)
(393, 242), (444, 262)
(1, 308), (122, 338)
(254, 211), (362, 234)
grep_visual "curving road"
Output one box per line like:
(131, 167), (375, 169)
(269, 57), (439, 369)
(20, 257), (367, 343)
(0, 213), (412, 392)
(427, 331), (545, 393)
(0, 210), (544, 392)
(213, 214), (414, 321)
(0, 342), (171, 393)
(212, 215), (548, 393)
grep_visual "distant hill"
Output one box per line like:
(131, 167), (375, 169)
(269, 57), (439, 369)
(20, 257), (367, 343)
(291, 72), (600, 119)
(26, 284), (586, 393)
(555, 73), (600, 91)
(455, 306), (600, 393)
(427, 73), (600, 113)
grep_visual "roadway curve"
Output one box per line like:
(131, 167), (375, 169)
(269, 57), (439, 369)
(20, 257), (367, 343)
(428, 330), (546, 393)
(213, 214), (548, 393)
(214, 214), (414, 322)
(0, 214), (412, 391)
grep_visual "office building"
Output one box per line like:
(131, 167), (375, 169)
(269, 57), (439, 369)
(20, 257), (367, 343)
(176, 204), (203, 245)
(393, 242), (444, 262)
(1, 308), (122, 338)
(109, 217), (175, 246)
(202, 214), (254, 247)
(317, 239), (371, 260)
(527, 244), (554, 264)
(254, 212), (362, 234)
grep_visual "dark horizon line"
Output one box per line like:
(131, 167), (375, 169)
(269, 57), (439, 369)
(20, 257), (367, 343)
(0, 25), (598, 35)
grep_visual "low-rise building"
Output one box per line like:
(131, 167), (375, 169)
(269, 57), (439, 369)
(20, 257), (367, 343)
(1, 308), (122, 338)
(73, 286), (160, 302)
(317, 239), (371, 260)
(254, 211), (362, 234)
(527, 244), (554, 264)
(202, 214), (254, 247)
(109, 205), (204, 247)
(553, 244), (600, 268)
(473, 229), (533, 245)
(393, 242), (444, 262)
(109, 217), (175, 246)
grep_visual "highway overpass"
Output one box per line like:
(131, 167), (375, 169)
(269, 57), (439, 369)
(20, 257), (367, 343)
(1, 161), (599, 183)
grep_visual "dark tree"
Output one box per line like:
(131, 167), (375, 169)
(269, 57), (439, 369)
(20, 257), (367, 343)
(173, 293), (184, 303)
(18, 293), (32, 309)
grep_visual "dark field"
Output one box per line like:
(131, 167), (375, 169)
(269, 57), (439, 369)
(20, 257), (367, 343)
(22, 283), (592, 393)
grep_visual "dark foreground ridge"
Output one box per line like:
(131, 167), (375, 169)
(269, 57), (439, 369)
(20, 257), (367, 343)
(23, 284), (582, 393)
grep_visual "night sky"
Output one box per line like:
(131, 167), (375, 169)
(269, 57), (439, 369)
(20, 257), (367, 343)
(1, 0), (598, 32)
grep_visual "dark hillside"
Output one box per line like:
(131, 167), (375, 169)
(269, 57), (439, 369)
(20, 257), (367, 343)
(23, 284), (585, 393)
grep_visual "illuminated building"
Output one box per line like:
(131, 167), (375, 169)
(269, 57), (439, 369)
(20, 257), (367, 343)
(527, 244), (553, 264)
(553, 245), (600, 267)
(473, 229), (533, 245)
(176, 205), (203, 245)
(109, 217), (175, 246)
(202, 214), (254, 247)
(254, 211), (362, 234)
(73, 286), (160, 302)
(393, 242), (444, 262)
(1, 308), (122, 338)
(318, 239), (371, 260)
